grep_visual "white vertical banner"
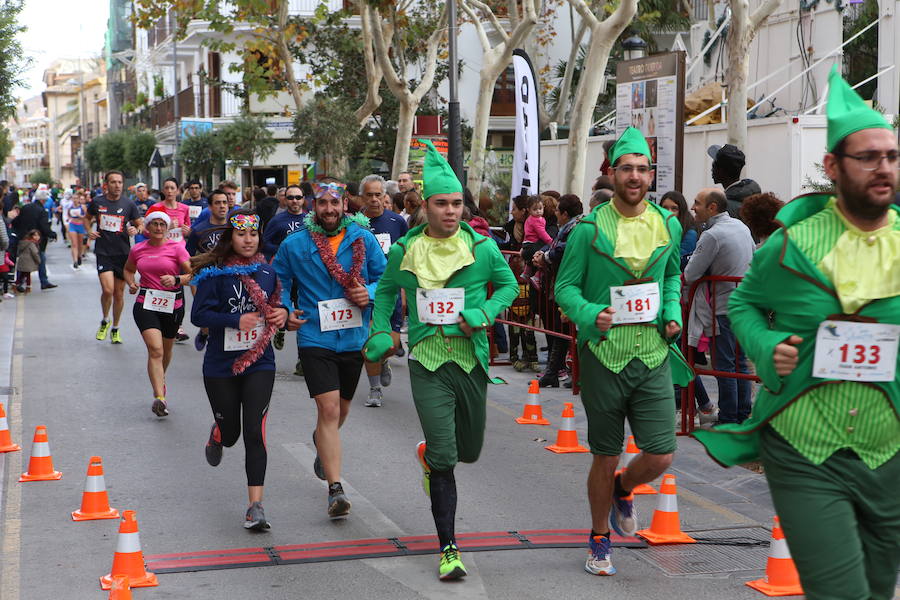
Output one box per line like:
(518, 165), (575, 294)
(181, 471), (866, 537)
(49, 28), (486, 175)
(511, 49), (540, 206)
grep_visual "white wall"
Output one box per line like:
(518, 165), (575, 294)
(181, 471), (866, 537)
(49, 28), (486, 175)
(539, 115), (830, 208)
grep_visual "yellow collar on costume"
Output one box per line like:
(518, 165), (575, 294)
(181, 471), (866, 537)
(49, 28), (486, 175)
(609, 200), (670, 272)
(819, 198), (900, 313)
(400, 227), (474, 289)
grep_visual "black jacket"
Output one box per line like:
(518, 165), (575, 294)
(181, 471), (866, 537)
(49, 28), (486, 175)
(12, 202), (52, 251)
(256, 196), (280, 229)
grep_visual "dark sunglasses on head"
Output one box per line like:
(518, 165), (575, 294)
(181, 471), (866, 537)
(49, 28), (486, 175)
(285, 195), (303, 200)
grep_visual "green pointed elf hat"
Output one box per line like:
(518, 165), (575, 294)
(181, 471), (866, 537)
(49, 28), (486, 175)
(609, 126), (652, 166)
(826, 64), (891, 152)
(420, 139), (462, 200)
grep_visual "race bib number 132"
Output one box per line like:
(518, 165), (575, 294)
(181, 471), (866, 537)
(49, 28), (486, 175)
(812, 321), (900, 382)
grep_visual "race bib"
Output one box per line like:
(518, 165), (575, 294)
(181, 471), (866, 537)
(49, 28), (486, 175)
(416, 288), (465, 325)
(166, 227), (184, 243)
(375, 233), (392, 255)
(812, 321), (900, 382)
(188, 205), (202, 219)
(318, 298), (362, 332)
(142, 289), (176, 314)
(610, 282), (660, 325)
(224, 320), (265, 351)
(99, 214), (124, 233)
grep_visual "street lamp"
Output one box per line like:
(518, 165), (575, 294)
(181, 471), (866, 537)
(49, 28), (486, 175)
(623, 35), (648, 61)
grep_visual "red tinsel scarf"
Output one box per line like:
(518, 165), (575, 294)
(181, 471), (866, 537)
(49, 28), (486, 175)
(227, 253), (283, 375)
(310, 232), (366, 298)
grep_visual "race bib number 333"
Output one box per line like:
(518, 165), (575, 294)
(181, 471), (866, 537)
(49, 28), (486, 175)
(813, 321), (900, 382)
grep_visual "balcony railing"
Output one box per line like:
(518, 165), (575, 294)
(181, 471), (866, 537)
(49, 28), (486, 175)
(149, 86), (197, 130)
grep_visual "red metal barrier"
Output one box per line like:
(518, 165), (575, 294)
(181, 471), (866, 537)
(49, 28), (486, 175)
(678, 275), (760, 435)
(488, 250), (579, 394)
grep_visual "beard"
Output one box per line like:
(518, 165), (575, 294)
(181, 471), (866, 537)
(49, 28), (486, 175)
(836, 163), (895, 221)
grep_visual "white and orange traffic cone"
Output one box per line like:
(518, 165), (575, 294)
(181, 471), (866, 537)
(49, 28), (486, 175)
(19, 425), (61, 481)
(515, 380), (550, 425)
(745, 517), (804, 596)
(99, 510), (158, 590)
(108, 575), (132, 600)
(636, 474), (696, 544)
(619, 435), (656, 495)
(72, 456), (119, 521)
(545, 402), (589, 453)
(0, 401), (20, 453)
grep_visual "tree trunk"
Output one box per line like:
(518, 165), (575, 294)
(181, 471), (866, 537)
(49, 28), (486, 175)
(466, 71), (501, 197)
(392, 98), (416, 178)
(565, 35), (616, 195)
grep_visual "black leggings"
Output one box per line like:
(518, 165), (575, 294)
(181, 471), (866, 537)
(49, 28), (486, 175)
(203, 370), (275, 487)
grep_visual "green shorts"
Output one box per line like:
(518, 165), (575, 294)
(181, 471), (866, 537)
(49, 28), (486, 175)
(409, 360), (489, 472)
(579, 348), (676, 456)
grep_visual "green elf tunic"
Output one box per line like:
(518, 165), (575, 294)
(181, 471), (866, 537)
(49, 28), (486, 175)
(555, 199), (693, 456)
(364, 222), (518, 471)
(695, 194), (900, 600)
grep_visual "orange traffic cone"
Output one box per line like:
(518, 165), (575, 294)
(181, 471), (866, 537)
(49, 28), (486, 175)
(636, 474), (696, 544)
(19, 425), (61, 481)
(745, 517), (804, 596)
(108, 575), (132, 600)
(72, 456), (119, 521)
(515, 380), (550, 425)
(99, 510), (158, 590)
(619, 435), (656, 495)
(545, 402), (589, 453)
(0, 401), (20, 453)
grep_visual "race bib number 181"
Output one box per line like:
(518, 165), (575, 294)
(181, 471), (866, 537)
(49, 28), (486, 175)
(609, 282), (660, 325)
(813, 321), (900, 382)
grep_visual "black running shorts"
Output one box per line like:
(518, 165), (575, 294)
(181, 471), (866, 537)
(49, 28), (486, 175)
(299, 347), (364, 400)
(96, 254), (128, 280)
(132, 300), (185, 339)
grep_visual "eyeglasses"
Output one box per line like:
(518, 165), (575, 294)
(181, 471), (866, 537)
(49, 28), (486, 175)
(285, 195), (303, 200)
(189, 185), (201, 190)
(614, 165), (652, 175)
(835, 150), (900, 171)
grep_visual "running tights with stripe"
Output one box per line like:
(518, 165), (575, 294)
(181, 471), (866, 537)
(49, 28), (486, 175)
(203, 370), (275, 487)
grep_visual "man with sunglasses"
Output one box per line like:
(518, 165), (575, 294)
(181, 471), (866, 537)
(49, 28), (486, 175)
(264, 185), (309, 368)
(273, 180), (386, 519)
(555, 126), (693, 577)
(695, 66), (900, 600)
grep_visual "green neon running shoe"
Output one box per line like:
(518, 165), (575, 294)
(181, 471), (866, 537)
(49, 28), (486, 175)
(110, 329), (122, 344)
(439, 544), (467, 580)
(96, 321), (110, 341)
(416, 440), (430, 496)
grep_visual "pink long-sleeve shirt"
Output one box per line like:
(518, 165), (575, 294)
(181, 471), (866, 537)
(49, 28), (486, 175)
(524, 215), (552, 245)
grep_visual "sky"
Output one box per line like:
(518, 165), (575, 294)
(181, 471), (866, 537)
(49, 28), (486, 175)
(17, 0), (110, 99)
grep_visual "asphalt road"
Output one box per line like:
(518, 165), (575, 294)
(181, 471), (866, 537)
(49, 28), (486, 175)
(0, 241), (807, 600)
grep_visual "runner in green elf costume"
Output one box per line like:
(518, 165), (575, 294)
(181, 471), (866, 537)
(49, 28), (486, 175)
(694, 66), (900, 600)
(363, 140), (518, 581)
(555, 126), (693, 576)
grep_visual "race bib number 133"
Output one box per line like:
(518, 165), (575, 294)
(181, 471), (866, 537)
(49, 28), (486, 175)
(812, 321), (900, 382)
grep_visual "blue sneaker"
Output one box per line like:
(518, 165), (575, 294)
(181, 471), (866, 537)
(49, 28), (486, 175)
(609, 493), (638, 537)
(194, 331), (208, 351)
(584, 534), (616, 575)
